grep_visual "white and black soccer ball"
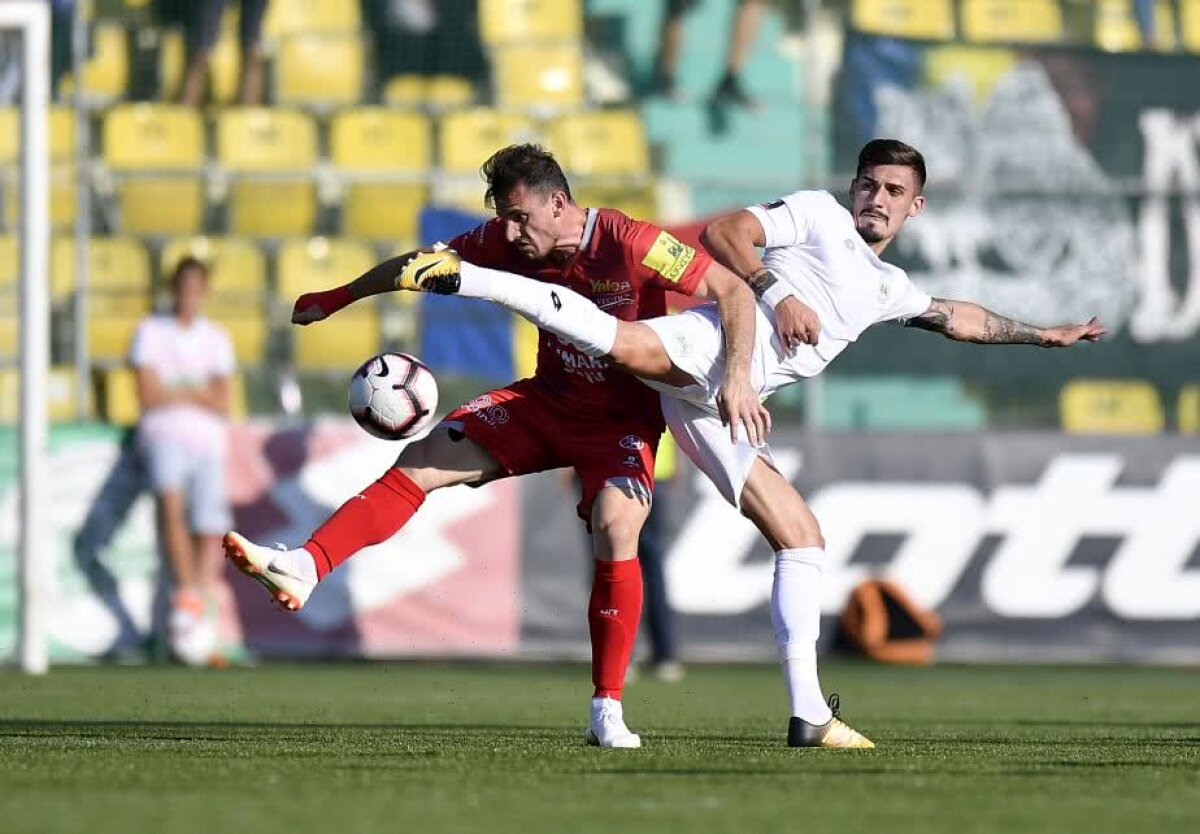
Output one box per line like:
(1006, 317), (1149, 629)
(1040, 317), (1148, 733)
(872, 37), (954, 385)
(348, 352), (439, 440)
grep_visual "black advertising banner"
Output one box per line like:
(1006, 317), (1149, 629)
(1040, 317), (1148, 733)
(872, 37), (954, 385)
(832, 33), (1200, 394)
(520, 430), (1200, 663)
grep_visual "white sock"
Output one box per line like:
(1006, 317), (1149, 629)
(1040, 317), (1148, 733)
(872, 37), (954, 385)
(458, 261), (618, 358)
(771, 547), (832, 725)
(274, 547), (318, 585)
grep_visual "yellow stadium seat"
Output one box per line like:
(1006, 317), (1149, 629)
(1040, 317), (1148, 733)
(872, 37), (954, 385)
(0, 106), (75, 165)
(439, 109), (540, 174)
(383, 75), (476, 109)
(924, 45), (1018, 105)
(276, 237), (377, 299)
(102, 366), (140, 426)
(51, 236), (152, 307)
(275, 34), (365, 108)
(293, 307), (381, 371)
(1060, 379), (1165, 435)
(0, 367), (87, 423)
(851, 0), (955, 39)
(961, 0), (1063, 43)
(61, 24), (128, 100)
(264, 0), (362, 40)
(480, 0), (583, 45)
(2, 165), (77, 232)
(1181, 0), (1200, 50)
(0, 314), (14, 360)
(0, 235), (15, 290)
(161, 236), (267, 296)
(547, 111), (649, 177)
(492, 44), (584, 112)
(571, 183), (658, 221)
(91, 310), (149, 364)
(1179, 384), (1200, 434)
(208, 304), (269, 365)
(331, 109), (430, 241)
(1095, 0), (1177, 51)
(217, 108), (318, 236)
(103, 104), (206, 235)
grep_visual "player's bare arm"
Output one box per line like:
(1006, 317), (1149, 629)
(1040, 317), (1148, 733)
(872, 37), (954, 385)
(904, 298), (1107, 346)
(702, 209), (820, 350)
(689, 260), (772, 445)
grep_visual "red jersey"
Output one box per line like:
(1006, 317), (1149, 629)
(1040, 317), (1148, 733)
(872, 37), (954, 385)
(448, 208), (712, 424)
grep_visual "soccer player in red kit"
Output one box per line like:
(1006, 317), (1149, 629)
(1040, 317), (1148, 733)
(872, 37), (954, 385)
(223, 144), (766, 747)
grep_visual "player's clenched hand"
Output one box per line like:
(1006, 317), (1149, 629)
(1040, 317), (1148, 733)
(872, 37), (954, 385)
(291, 286), (354, 325)
(1040, 316), (1107, 347)
(717, 376), (772, 446)
(774, 296), (821, 351)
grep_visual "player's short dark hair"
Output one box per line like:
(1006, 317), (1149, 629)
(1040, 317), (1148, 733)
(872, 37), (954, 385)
(170, 255), (209, 290)
(482, 143), (572, 208)
(856, 139), (927, 193)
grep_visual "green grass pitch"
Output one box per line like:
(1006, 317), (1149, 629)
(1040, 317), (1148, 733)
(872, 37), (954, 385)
(0, 662), (1196, 833)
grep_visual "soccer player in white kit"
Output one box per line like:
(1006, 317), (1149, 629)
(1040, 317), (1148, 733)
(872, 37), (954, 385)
(384, 139), (1106, 748)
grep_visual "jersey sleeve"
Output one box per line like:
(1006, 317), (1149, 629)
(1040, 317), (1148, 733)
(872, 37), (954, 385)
(745, 190), (837, 249)
(625, 220), (711, 296)
(448, 219), (505, 267)
(881, 271), (934, 323)
(128, 318), (155, 367)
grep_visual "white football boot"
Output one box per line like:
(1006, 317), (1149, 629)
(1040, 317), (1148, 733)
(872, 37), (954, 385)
(222, 531), (316, 612)
(585, 697), (642, 749)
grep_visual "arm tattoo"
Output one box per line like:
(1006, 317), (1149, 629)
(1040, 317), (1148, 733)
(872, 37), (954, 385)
(904, 299), (954, 333)
(980, 311), (1043, 345)
(746, 268), (778, 300)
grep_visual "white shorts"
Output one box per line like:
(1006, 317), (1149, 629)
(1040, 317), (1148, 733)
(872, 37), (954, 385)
(660, 394), (776, 508)
(141, 438), (232, 535)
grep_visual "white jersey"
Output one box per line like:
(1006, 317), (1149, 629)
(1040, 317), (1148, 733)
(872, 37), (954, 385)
(746, 189), (932, 387)
(130, 313), (236, 457)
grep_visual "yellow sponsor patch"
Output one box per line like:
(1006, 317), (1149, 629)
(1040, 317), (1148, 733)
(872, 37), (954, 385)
(640, 231), (696, 284)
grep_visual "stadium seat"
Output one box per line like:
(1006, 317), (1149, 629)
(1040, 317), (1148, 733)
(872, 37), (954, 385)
(0, 314), (14, 360)
(60, 24), (128, 101)
(161, 236), (267, 297)
(492, 44), (584, 111)
(923, 45), (1018, 105)
(276, 237), (377, 300)
(0, 106), (74, 164)
(1178, 384), (1200, 434)
(331, 108), (430, 241)
(216, 108), (318, 236)
(101, 366), (141, 426)
(851, 0), (955, 40)
(0, 366), (89, 423)
(439, 109), (541, 174)
(1060, 379), (1165, 434)
(961, 0), (1064, 43)
(548, 111), (649, 177)
(1182, 0), (1200, 51)
(264, 0), (362, 40)
(208, 303), (270, 366)
(383, 75), (476, 110)
(90, 309), (150, 364)
(102, 104), (206, 235)
(1095, 0), (1177, 51)
(0, 106), (77, 232)
(51, 236), (152, 308)
(0, 235), (15, 292)
(2, 166), (77, 232)
(275, 34), (365, 108)
(479, 0), (583, 45)
(571, 183), (658, 221)
(293, 307), (381, 371)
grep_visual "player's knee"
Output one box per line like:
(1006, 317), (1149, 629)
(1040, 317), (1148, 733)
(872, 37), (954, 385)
(591, 512), (643, 557)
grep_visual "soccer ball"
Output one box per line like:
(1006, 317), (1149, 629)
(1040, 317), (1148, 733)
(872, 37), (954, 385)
(348, 352), (439, 440)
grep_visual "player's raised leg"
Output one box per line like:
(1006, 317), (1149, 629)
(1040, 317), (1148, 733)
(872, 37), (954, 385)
(585, 484), (651, 749)
(223, 426), (502, 612)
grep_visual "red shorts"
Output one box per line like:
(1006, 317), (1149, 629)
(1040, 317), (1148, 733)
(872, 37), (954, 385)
(441, 379), (661, 523)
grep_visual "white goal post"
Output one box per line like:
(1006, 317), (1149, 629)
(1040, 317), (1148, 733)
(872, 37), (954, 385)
(1, 1), (51, 675)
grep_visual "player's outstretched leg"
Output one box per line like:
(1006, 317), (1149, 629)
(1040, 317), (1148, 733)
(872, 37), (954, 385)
(397, 251), (620, 360)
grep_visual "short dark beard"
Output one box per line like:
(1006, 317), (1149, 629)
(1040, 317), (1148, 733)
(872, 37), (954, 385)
(856, 219), (886, 244)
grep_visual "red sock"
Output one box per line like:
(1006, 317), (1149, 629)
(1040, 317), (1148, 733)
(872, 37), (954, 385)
(588, 557), (643, 700)
(303, 468), (425, 580)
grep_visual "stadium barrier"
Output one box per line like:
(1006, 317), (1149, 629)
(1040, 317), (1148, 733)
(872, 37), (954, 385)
(2, 423), (1197, 664)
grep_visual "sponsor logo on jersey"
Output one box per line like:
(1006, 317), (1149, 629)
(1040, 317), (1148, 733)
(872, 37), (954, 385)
(619, 435), (646, 450)
(464, 395), (493, 412)
(591, 279), (632, 294)
(623, 455), (642, 469)
(641, 231), (696, 284)
(762, 199), (786, 210)
(596, 293), (632, 310)
(877, 280), (891, 306)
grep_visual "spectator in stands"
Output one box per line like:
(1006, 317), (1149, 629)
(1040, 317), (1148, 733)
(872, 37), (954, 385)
(131, 257), (236, 665)
(363, 0), (486, 86)
(653, 0), (766, 107)
(174, 0), (270, 106)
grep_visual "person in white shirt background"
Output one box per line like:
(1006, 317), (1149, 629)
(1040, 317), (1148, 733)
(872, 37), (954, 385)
(130, 256), (236, 666)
